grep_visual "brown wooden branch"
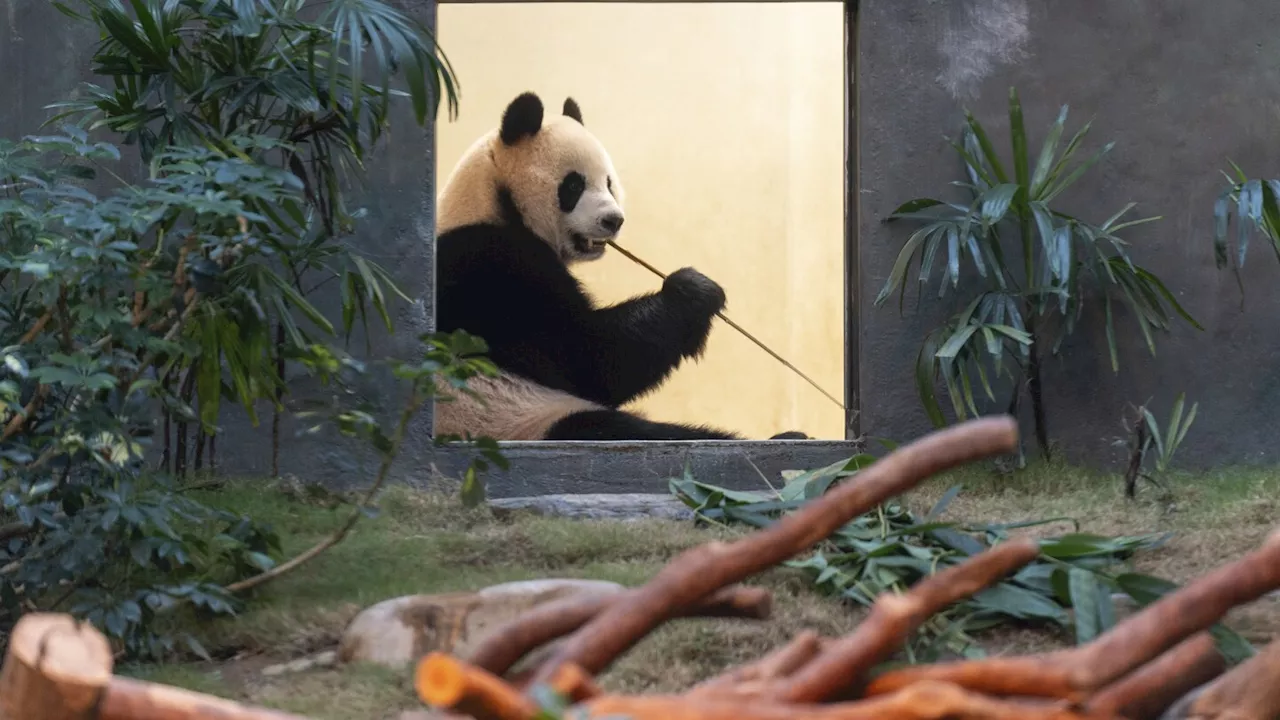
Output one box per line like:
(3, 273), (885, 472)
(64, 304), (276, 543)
(576, 681), (1118, 720)
(1182, 634), (1280, 719)
(687, 631), (829, 699)
(1084, 632), (1224, 720)
(0, 613), (313, 720)
(770, 537), (1041, 703)
(864, 528), (1280, 702)
(56, 287), (73, 351)
(18, 308), (53, 346)
(100, 677), (310, 720)
(2, 384), (48, 442)
(543, 662), (602, 704)
(468, 585), (773, 677)
(527, 415), (1020, 684)
(416, 652), (539, 720)
(222, 387), (423, 596)
(0, 612), (113, 720)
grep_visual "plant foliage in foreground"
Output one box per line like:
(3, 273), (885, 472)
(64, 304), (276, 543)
(45, 0), (462, 478)
(876, 87), (1199, 462)
(0, 0), (507, 658)
(0, 131), (501, 657)
(669, 453), (1253, 666)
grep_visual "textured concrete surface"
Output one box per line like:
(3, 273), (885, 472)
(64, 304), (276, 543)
(857, 0), (1280, 469)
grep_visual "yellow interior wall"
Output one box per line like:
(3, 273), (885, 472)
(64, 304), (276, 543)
(434, 2), (846, 440)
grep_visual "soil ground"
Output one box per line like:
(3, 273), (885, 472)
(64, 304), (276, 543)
(116, 459), (1280, 719)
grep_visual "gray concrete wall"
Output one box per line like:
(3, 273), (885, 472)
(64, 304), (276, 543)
(857, 0), (1280, 469)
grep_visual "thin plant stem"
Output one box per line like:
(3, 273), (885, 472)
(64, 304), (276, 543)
(604, 240), (845, 413)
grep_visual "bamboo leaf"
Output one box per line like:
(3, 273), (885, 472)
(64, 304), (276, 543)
(1067, 567), (1104, 643)
(1029, 105), (1068, 197)
(1008, 87), (1030, 195)
(887, 197), (947, 219)
(876, 223), (938, 307)
(980, 183), (1020, 226)
(915, 336), (947, 429)
(1104, 295), (1119, 373)
(1043, 141), (1115, 204)
(936, 323), (981, 360)
(962, 109), (1009, 185)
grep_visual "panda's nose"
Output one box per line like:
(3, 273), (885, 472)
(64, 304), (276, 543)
(599, 212), (624, 234)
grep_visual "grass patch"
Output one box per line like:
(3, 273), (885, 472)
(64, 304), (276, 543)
(116, 462), (1280, 719)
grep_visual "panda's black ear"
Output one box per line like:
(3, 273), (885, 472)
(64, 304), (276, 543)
(563, 98), (584, 125)
(500, 92), (544, 146)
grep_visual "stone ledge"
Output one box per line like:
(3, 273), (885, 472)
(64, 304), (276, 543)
(488, 493), (696, 521)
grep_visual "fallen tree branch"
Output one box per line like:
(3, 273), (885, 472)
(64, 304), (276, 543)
(771, 537), (1041, 703)
(468, 584), (773, 677)
(576, 680), (1117, 720)
(101, 677), (309, 720)
(0, 612), (112, 720)
(543, 662), (601, 704)
(1182, 633), (1280, 719)
(224, 386), (424, 595)
(687, 631), (828, 699)
(864, 529), (1280, 702)
(1085, 633), (1224, 720)
(527, 416), (1020, 684)
(0, 612), (309, 720)
(417, 652), (539, 720)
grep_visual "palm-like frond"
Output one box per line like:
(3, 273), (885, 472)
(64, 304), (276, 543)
(1212, 165), (1280, 297)
(47, 0), (458, 236)
(878, 87), (1199, 426)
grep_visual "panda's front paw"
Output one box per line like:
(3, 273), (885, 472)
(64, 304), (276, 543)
(662, 267), (727, 316)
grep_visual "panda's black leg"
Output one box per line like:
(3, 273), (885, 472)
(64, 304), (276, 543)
(544, 409), (741, 441)
(770, 431), (810, 440)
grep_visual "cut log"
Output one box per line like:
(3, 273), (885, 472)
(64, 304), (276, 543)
(0, 612), (113, 720)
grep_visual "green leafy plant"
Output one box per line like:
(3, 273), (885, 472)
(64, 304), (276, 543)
(876, 87), (1200, 462)
(1212, 162), (1280, 294)
(669, 453), (1252, 665)
(46, 0), (461, 478)
(1118, 392), (1198, 499)
(0, 0), (510, 658)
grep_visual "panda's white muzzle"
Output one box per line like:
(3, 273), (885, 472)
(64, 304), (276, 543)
(566, 192), (625, 259)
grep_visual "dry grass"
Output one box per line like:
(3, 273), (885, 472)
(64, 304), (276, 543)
(115, 460), (1280, 720)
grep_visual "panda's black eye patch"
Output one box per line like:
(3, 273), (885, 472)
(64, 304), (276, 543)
(558, 171), (586, 213)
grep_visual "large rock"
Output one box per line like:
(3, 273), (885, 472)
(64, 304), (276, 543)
(336, 578), (625, 668)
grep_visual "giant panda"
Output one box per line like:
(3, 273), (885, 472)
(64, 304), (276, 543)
(432, 91), (808, 442)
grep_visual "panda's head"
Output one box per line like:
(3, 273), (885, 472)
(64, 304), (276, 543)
(438, 92), (626, 264)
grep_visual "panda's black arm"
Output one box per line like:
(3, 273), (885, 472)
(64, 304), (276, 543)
(435, 227), (716, 408)
(578, 291), (717, 406)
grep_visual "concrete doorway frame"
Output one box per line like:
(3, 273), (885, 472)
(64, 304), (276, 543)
(426, 0), (865, 498)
